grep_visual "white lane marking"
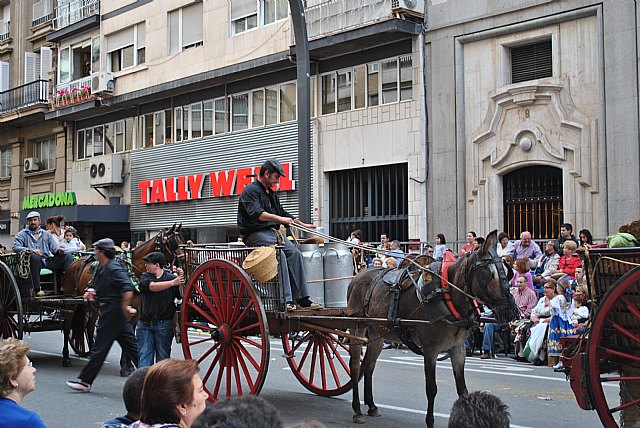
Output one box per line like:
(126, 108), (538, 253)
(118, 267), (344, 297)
(29, 349), (97, 363)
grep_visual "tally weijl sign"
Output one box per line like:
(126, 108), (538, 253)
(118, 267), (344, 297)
(137, 163), (295, 205)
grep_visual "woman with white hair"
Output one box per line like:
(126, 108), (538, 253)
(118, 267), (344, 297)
(0, 338), (47, 427)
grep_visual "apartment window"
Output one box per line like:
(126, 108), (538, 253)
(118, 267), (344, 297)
(33, 137), (56, 170)
(77, 120), (133, 159)
(399, 55), (412, 101)
(175, 108), (183, 142)
(353, 66), (366, 109)
(367, 63), (379, 107)
(252, 89), (265, 127)
(191, 102), (203, 139)
(337, 70), (352, 113)
(263, 0), (288, 25)
(279, 82), (296, 122)
(381, 58), (398, 104)
(107, 24), (146, 72)
(511, 39), (552, 84)
(91, 36), (100, 73)
(214, 98), (226, 134)
(265, 86), (278, 125)
(232, 94), (249, 131)
(321, 74), (336, 115)
(169, 3), (204, 54)
(231, 0), (258, 35)
(0, 147), (11, 178)
(203, 101), (213, 137)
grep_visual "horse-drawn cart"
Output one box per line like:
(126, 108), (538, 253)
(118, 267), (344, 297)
(0, 252), (94, 365)
(562, 246), (640, 427)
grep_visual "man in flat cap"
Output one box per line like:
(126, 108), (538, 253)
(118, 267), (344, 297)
(67, 238), (138, 392)
(12, 211), (73, 297)
(137, 251), (185, 367)
(238, 159), (321, 311)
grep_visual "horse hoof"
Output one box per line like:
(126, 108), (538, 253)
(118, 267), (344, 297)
(367, 408), (381, 417)
(353, 415), (366, 424)
(62, 359), (72, 368)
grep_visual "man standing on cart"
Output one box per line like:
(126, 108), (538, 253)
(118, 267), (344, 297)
(238, 159), (321, 311)
(12, 211), (73, 297)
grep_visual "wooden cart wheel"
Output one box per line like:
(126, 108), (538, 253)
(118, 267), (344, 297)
(587, 266), (640, 427)
(0, 260), (23, 339)
(68, 305), (98, 357)
(181, 259), (269, 402)
(282, 330), (360, 396)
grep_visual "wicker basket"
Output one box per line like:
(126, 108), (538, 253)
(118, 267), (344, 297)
(242, 246), (278, 282)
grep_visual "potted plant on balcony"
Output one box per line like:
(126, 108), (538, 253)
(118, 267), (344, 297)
(81, 85), (91, 100)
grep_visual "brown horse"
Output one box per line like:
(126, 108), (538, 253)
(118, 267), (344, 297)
(60, 224), (186, 367)
(346, 230), (518, 427)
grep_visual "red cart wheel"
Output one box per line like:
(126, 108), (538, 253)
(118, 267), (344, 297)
(282, 330), (361, 396)
(588, 266), (640, 427)
(181, 259), (269, 402)
(0, 260), (23, 339)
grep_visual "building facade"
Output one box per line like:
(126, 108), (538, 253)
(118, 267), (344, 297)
(0, 0), (638, 248)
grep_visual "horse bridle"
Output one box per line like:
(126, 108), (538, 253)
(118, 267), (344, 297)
(154, 231), (186, 272)
(466, 246), (511, 308)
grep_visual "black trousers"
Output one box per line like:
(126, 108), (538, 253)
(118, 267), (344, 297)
(78, 304), (138, 385)
(29, 251), (73, 291)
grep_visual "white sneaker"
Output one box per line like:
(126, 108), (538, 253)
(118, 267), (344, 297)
(66, 379), (91, 392)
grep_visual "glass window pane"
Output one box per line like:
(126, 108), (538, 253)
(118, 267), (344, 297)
(85, 129), (93, 157)
(322, 74), (336, 115)
(115, 121), (125, 152)
(354, 65), (366, 109)
(367, 63), (379, 107)
(175, 108), (182, 142)
(154, 111), (165, 145)
(122, 45), (135, 69)
(164, 109), (173, 143)
(277, 0), (288, 20)
(144, 113), (153, 147)
(381, 58), (398, 104)
(203, 101), (213, 137)
(124, 118), (134, 151)
(337, 70), (352, 112)
(191, 103), (202, 139)
(77, 130), (85, 159)
(215, 98), (226, 134)
(247, 14), (257, 30)
(252, 90), (264, 127)
(280, 82), (296, 122)
(91, 36), (100, 73)
(232, 94), (249, 131)
(399, 55), (413, 101)
(169, 10), (180, 54)
(183, 106), (190, 140)
(264, 0), (276, 25)
(94, 126), (104, 156)
(104, 122), (115, 154)
(265, 87), (278, 125)
(60, 46), (70, 83)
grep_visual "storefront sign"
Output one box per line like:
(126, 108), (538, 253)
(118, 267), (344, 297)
(138, 163), (295, 205)
(22, 192), (77, 209)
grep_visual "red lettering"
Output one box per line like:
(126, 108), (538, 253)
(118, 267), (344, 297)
(279, 163), (294, 191)
(187, 174), (205, 200)
(235, 168), (253, 195)
(176, 176), (188, 201)
(210, 170), (236, 197)
(138, 181), (151, 204)
(149, 180), (166, 204)
(165, 178), (177, 202)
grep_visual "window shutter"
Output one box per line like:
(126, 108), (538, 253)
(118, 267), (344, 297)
(0, 61), (9, 91)
(182, 3), (203, 47)
(168, 9), (179, 54)
(137, 22), (146, 49)
(511, 40), (552, 84)
(40, 46), (52, 79)
(231, 0), (257, 20)
(25, 52), (39, 83)
(107, 27), (134, 53)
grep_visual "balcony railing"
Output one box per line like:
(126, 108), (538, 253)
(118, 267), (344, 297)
(0, 80), (49, 114)
(0, 20), (10, 41)
(303, 0), (389, 40)
(33, 0), (54, 27)
(52, 75), (93, 109)
(53, 0), (99, 31)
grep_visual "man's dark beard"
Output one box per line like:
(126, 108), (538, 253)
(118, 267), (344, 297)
(28, 223), (38, 231)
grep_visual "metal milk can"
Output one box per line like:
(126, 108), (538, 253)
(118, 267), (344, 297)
(323, 243), (353, 308)
(299, 243), (325, 306)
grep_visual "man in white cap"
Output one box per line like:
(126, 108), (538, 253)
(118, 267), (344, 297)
(238, 159), (321, 311)
(12, 211), (73, 297)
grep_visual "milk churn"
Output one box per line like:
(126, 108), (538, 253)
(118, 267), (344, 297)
(299, 243), (324, 306)
(323, 243), (353, 308)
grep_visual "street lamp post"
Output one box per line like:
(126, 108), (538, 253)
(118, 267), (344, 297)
(288, 0), (312, 224)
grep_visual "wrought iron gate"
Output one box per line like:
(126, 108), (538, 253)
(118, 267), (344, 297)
(328, 164), (408, 242)
(503, 166), (563, 240)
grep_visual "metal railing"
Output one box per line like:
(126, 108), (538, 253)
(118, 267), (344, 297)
(0, 20), (10, 41)
(300, 0), (390, 41)
(0, 80), (49, 114)
(53, 0), (99, 31)
(55, 75), (92, 100)
(33, 0), (54, 27)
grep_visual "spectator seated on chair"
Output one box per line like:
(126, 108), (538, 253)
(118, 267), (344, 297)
(551, 240), (580, 280)
(532, 241), (561, 286)
(480, 274), (537, 359)
(515, 281), (557, 364)
(12, 211), (73, 297)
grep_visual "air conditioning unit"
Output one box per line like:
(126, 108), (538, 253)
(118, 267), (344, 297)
(91, 72), (115, 95)
(24, 157), (41, 173)
(89, 153), (123, 187)
(391, 0), (425, 17)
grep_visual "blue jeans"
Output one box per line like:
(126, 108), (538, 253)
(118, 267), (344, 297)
(136, 319), (174, 367)
(482, 322), (498, 353)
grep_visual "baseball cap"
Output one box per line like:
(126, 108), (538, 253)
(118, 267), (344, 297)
(26, 211), (41, 219)
(93, 238), (116, 250)
(263, 159), (285, 177)
(143, 251), (166, 266)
